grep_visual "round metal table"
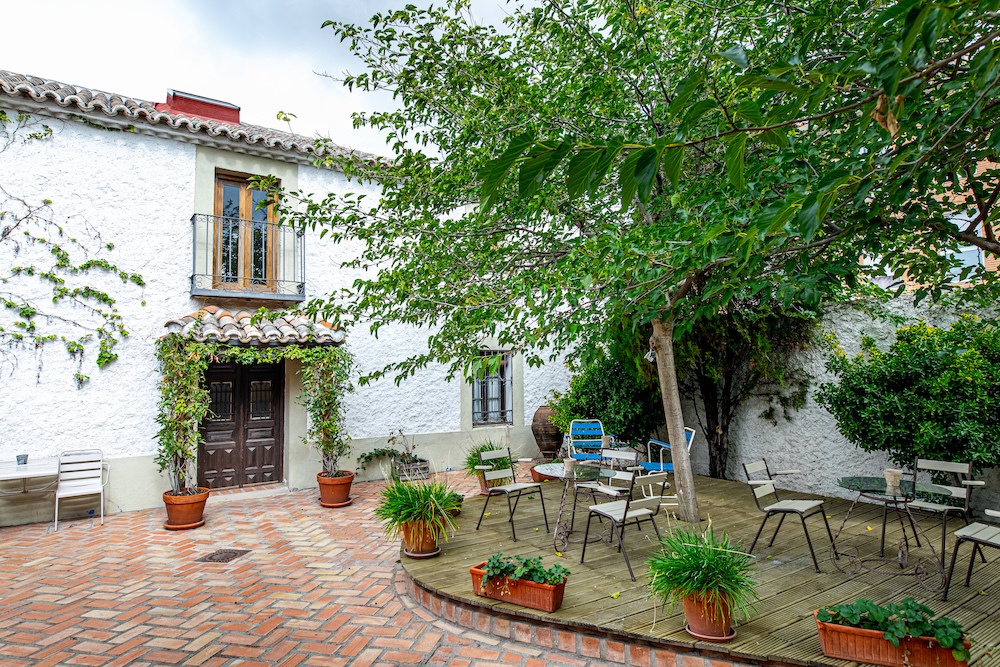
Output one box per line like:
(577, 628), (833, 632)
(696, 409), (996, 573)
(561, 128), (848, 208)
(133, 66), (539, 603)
(533, 462), (614, 552)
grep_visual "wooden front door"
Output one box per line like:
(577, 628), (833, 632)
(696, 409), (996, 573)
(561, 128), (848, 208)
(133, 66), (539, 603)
(200, 362), (284, 489)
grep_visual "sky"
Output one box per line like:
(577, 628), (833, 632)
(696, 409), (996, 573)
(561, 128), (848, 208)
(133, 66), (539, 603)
(0, 1), (508, 156)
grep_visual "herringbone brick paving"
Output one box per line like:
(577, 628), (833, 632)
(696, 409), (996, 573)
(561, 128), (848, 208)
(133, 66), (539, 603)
(0, 471), (624, 667)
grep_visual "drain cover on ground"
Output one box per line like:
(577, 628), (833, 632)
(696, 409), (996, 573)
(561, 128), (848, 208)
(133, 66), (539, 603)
(196, 548), (251, 563)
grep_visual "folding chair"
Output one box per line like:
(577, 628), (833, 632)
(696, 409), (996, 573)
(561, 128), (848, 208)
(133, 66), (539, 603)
(638, 427), (695, 473)
(54, 449), (110, 531)
(743, 460), (837, 573)
(580, 471), (671, 581)
(942, 509), (1000, 601)
(907, 457), (984, 563)
(475, 447), (549, 541)
(568, 419), (612, 461)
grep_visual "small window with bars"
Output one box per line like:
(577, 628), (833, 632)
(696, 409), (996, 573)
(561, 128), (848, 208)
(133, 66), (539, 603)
(472, 350), (513, 426)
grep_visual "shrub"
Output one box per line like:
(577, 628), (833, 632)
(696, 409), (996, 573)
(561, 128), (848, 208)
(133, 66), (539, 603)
(483, 552), (570, 586)
(816, 315), (1000, 469)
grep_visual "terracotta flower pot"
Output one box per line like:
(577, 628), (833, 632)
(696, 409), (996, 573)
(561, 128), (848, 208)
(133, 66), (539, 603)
(530, 466), (558, 483)
(530, 405), (562, 457)
(401, 521), (440, 559)
(317, 470), (354, 507)
(477, 471), (491, 496)
(815, 611), (970, 666)
(162, 487), (210, 531)
(683, 593), (736, 642)
(470, 561), (566, 613)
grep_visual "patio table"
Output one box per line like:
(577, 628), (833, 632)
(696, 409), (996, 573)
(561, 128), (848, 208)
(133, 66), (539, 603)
(533, 462), (613, 552)
(0, 456), (58, 495)
(835, 475), (951, 590)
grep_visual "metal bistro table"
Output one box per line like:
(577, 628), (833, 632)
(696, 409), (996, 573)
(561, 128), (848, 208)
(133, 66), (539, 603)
(0, 457), (59, 495)
(534, 462), (614, 552)
(835, 475), (951, 590)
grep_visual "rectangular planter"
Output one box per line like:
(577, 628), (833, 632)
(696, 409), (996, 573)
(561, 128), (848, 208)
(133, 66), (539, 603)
(395, 458), (430, 480)
(470, 561), (566, 613)
(815, 611), (970, 667)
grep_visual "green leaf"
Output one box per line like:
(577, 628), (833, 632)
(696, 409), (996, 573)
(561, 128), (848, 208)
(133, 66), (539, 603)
(588, 138), (625, 198)
(736, 100), (765, 126)
(566, 148), (605, 200)
(661, 147), (684, 188)
(618, 149), (644, 207)
(900, 4), (931, 61)
(724, 134), (747, 192)
(719, 45), (748, 69)
(518, 141), (571, 200)
(479, 130), (536, 211)
(634, 146), (661, 203)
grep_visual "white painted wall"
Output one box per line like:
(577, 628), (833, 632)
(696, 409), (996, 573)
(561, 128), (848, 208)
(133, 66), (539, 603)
(694, 297), (999, 514)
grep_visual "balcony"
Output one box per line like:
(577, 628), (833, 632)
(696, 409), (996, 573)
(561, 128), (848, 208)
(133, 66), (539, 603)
(190, 213), (305, 302)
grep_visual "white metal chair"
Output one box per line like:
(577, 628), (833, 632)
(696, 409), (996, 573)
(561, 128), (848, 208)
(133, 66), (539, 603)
(743, 460), (837, 573)
(580, 471), (671, 581)
(638, 427), (695, 473)
(943, 509), (1000, 601)
(54, 449), (109, 531)
(907, 457), (984, 563)
(475, 447), (549, 541)
(568, 419), (612, 461)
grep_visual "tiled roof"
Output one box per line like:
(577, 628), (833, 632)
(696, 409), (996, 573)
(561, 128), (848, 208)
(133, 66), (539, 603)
(0, 69), (375, 165)
(164, 306), (345, 346)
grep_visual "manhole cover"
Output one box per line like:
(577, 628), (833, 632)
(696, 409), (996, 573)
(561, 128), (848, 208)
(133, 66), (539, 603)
(196, 548), (251, 563)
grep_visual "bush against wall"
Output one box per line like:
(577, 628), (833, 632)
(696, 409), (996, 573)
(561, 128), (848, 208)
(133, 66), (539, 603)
(548, 357), (663, 444)
(816, 315), (1000, 469)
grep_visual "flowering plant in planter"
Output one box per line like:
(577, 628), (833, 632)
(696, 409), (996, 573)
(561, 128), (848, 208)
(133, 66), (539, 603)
(471, 552), (570, 613)
(816, 598), (970, 665)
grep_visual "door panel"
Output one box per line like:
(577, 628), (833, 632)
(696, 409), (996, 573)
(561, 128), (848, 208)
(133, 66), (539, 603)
(199, 362), (283, 489)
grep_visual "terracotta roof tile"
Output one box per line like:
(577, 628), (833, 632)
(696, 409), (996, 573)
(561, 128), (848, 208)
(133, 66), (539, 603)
(163, 307), (345, 347)
(0, 69), (379, 166)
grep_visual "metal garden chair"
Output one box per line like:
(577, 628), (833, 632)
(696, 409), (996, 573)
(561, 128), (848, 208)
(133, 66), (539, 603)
(54, 449), (109, 531)
(568, 419), (612, 461)
(907, 457), (984, 563)
(638, 427), (695, 474)
(475, 446), (549, 541)
(943, 508), (1000, 601)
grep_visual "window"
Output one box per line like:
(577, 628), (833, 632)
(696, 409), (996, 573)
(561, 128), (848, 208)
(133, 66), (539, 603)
(472, 350), (514, 426)
(213, 173), (277, 291)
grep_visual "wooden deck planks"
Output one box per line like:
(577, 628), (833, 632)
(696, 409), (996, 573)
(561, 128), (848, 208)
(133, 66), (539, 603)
(402, 475), (998, 666)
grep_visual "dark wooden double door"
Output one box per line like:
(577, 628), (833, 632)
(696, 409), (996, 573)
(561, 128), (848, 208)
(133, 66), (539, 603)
(199, 362), (284, 489)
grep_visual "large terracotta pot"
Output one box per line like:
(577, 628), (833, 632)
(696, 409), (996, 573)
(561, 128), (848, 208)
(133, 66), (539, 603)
(401, 521), (440, 558)
(815, 611), (970, 666)
(317, 470), (354, 507)
(470, 561), (566, 613)
(531, 405), (562, 457)
(162, 487), (210, 531)
(683, 593), (736, 642)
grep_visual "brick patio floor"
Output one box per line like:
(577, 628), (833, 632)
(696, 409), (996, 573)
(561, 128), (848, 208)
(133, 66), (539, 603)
(0, 471), (623, 667)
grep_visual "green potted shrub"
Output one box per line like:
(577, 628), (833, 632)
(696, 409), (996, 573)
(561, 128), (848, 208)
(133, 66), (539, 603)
(647, 526), (759, 642)
(816, 598), (971, 666)
(299, 348), (354, 507)
(470, 552), (571, 613)
(464, 440), (510, 495)
(374, 480), (460, 558)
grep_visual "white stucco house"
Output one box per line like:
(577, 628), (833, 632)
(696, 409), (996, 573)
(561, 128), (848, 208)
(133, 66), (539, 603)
(0, 69), (570, 527)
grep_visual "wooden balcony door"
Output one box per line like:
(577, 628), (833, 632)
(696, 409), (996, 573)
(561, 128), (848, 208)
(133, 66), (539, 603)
(199, 362), (284, 489)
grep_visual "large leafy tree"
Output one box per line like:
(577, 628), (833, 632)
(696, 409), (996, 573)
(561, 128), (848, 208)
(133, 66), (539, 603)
(275, 0), (998, 521)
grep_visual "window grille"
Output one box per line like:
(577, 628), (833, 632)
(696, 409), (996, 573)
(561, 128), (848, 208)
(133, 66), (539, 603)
(472, 350), (513, 426)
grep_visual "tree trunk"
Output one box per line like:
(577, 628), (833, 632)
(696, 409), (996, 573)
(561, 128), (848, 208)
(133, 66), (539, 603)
(651, 317), (700, 523)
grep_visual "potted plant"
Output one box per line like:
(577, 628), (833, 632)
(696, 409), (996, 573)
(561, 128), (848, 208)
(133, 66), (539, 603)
(470, 552), (571, 613)
(374, 479), (460, 558)
(815, 598), (971, 666)
(464, 440), (511, 495)
(155, 337), (212, 530)
(299, 348), (354, 507)
(388, 429), (430, 480)
(647, 526), (758, 642)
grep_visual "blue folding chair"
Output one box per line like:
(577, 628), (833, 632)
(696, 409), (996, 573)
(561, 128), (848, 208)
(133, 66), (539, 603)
(638, 427), (695, 473)
(568, 419), (613, 461)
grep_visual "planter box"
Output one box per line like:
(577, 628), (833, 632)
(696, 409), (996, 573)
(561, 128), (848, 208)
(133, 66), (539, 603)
(470, 561), (566, 613)
(815, 611), (970, 667)
(395, 458), (430, 480)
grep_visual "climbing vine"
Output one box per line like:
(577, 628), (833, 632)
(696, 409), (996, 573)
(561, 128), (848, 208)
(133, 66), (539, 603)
(1, 109), (144, 381)
(155, 335), (353, 495)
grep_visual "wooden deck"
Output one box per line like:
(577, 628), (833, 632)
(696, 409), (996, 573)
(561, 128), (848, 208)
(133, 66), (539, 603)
(403, 475), (999, 666)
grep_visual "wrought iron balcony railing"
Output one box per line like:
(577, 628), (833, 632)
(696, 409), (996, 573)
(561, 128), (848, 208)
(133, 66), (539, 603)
(190, 214), (305, 301)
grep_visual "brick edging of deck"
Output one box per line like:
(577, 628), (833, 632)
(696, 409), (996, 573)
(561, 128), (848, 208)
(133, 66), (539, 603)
(400, 567), (798, 667)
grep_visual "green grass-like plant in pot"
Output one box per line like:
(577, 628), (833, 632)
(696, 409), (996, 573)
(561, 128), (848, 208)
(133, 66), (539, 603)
(648, 525), (758, 642)
(374, 480), (460, 558)
(463, 440), (511, 494)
